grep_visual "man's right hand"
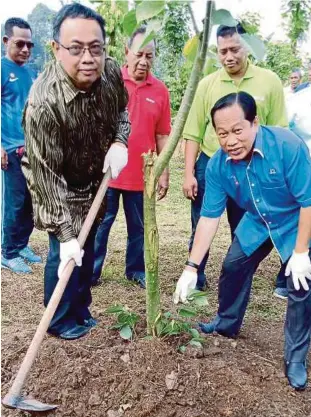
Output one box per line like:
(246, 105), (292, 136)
(183, 173), (198, 200)
(1, 147), (8, 170)
(173, 269), (197, 304)
(58, 239), (84, 278)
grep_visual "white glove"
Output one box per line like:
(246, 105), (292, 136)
(58, 239), (84, 278)
(103, 143), (128, 179)
(173, 269), (197, 304)
(285, 251), (311, 291)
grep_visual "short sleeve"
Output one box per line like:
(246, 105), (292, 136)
(200, 157), (227, 218)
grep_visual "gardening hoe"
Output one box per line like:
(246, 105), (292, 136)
(2, 168), (112, 413)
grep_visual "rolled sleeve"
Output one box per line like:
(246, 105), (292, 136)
(285, 139), (311, 207)
(114, 109), (130, 146)
(200, 159), (227, 218)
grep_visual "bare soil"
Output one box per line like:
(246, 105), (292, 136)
(2, 155), (311, 417)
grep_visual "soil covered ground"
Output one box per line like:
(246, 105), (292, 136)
(2, 155), (311, 417)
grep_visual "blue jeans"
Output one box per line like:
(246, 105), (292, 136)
(213, 238), (311, 362)
(93, 188), (144, 283)
(1, 150), (34, 259)
(190, 152), (287, 290)
(45, 230), (96, 334)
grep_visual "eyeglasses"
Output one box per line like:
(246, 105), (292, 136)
(13, 40), (34, 50)
(56, 41), (106, 57)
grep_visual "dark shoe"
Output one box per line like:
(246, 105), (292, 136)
(285, 361), (308, 390)
(127, 272), (146, 289)
(198, 320), (217, 334)
(91, 279), (102, 287)
(196, 283), (208, 291)
(273, 287), (288, 300)
(58, 325), (90, 340)
(83, 318), (98, 328)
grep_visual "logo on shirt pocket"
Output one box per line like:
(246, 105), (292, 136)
(146, 97), (155, 104)
(9, 73), (18, 82)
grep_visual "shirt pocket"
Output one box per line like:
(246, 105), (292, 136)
(260, 181), (293, 206)
(259, 179), (286, 189)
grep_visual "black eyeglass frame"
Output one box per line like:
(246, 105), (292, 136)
(54, 40), (106, 57)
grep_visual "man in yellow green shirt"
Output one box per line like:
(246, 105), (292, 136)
(182, 23), (288, 294)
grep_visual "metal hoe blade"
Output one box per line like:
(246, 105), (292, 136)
(2, 395), (58, 412)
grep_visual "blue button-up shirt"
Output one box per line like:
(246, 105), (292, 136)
(201, 126), (311, 262)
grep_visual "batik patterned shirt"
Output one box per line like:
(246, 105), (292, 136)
(22, 58), (130, 242)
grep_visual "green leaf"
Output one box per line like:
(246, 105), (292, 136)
(240, 33), (266, 61)
(123, 9), (137, 37)
(193, 296), (209, 307)
(178, 345), (186, 353)
(136, 0), (165, 23)
(163, 311), (172, 319)
(188, 289), (208, 298)
(155, 320), (166, 336)
(143, 335), (153, 340)
(189, 340), (203, 348)
(212, 9), (238, 26)
(117, 312), (130, 323)
(206, 50), (217, 59)
(191, 337), (206, 343)
(109, 323), (124, 330)
(132, 19), (162, 52)
(203, 57), (220, 76)
(189, 328), (200, 338)
(178, 307), (196, 318)
(116, 0), (129, 14)
(183, 35), (199, 62)
(105, 305), (124, 314)
(120, 324), (133, 340)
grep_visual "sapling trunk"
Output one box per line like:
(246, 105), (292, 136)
(144, 1), (213, 335)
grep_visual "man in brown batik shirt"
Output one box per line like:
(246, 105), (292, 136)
(22, 4), (130, 340)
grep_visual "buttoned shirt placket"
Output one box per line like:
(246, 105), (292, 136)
(246, 155), (284, 262)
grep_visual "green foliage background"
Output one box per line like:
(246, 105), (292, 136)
(5, 0), (309, 101)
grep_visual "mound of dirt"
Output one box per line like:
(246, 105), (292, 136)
(2, 313), (311, 417)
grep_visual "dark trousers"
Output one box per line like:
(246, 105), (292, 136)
(189, 152), (287, 289)
(93, 187), (144, 283)
(1, 151), (33, 259)
(214, 238), (311, 362)
(45, 230), (96, 334)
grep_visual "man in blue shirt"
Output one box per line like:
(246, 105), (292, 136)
(1, 17), (41, 274)
(174, 92), (311, 390)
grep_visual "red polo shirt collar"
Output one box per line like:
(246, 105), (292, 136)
(121, 66), (154, 85)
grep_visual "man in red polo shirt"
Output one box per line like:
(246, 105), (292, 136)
(92, 26), (171, 288)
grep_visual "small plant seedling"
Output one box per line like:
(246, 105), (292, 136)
(105, 304), (140, 341)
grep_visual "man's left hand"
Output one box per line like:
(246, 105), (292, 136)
(285, 251), (311, 291)
(157, 169), (169, 201)
(103, 142), (128, 179)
